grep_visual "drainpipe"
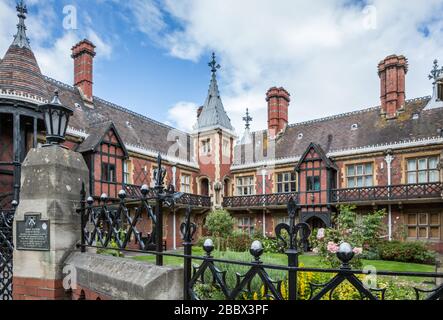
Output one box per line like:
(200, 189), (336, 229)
(261, 169), (267, 237)
(385, 153), (394, 241)
(172, 166), (177, 250)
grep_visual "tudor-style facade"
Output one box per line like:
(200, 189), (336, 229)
(1, 2), (443, 252)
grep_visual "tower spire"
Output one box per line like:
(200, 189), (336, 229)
(195, 52), (234, 132)
(12, 0), (31, 50)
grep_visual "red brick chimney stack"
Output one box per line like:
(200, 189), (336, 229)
(266, 87), (290, 137)
(378, 55), (408, 119)
(71, 39), (96, 101)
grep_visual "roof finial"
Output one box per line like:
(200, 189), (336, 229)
(12, 0), (31, 49)
(208, 52), (221, 75)
(243, 108), (252, 130)
(429, 59), (443, 83)
(17, 0), (27, 17)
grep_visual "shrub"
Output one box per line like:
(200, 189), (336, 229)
(377, 241), (436, 265)
(226, 231), (251, 252)
(204, 210), (235, 250)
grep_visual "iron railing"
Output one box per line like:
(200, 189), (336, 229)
(330, 182), (443, 203)
(124, 184), (211, 208)
(76, 157), (443, 300)
(76, 196), (443, 300)
(222, 192), (299, 208)
(0, 206), (16, 300)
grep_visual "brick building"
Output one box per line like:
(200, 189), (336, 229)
(1, 3), (443, 252)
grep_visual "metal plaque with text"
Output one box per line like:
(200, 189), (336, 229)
(16, 213), (50, 251)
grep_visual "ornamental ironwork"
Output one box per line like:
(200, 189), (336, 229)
(77, 173), (443, 301)
(0, 203), (16, 300)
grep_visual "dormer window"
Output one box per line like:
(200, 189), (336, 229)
(351, 123), (359, 131)
(297, 133), (303, 140)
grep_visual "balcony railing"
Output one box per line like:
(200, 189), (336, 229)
(222, 183), (443, 208)
(123, 184), (211, 208)
(331, 182), (443, 203)
(222, 192), (299, 208)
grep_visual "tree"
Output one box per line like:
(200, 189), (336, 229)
(204, 210), (235, 251)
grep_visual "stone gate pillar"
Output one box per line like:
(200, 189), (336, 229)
(12, 146), (89, 300)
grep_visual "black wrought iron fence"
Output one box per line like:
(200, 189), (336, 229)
(0, 203), (16, 300)
(76, 155), (443, 301)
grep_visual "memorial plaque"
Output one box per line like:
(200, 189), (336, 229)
(16, 213), (50, 251)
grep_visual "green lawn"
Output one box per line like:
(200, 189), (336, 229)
(131, 247), (435, 279)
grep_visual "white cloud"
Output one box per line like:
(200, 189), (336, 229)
(167, 101), (198, 132)
(130, 0), (443, 133)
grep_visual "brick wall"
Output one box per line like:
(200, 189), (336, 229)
(13, 277), (68, 300)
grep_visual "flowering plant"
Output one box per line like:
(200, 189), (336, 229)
(311, 205), (385, 269)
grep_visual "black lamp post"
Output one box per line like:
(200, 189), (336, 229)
(39, 90), (74, 146)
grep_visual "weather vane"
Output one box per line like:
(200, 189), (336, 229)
(429, 59), (443, 83)
(208, 52), (221, 75)
(243, 108), (252, 129)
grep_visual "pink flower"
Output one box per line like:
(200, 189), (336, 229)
(353, 247), (363, 255)
(316, 228), (325, 240)
(327, 241), (339, 253)
(312, 248), (319, 254)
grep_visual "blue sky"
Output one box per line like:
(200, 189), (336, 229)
(1, 0), (443, 133)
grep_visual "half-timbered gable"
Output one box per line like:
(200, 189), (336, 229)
(295, 143), (337, 228)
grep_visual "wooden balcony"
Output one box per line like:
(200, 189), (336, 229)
(222, 192), (299, 210)
(123, 184), (212, 208)
(222, 183), (443, 209)
(330, 182), (443, 204)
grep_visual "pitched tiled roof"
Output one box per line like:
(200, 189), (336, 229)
(41, 77), (190, 161)
(234, 97), (443, 167)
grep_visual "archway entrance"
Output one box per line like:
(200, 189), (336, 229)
(200, 178), (209, 196)
(306, 216), (327, 230)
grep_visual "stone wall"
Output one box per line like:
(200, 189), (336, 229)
(65, 252), (184, 300)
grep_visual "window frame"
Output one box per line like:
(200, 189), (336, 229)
(236, 176), (255, 196)
(237, 217), (255, 235)
(306, 175), (321, 192)
(101, 162), (117, 183)
(180, 174), (191, 193)
(346, 163), (374, 188)
(407, 213), (441, 240)
(438, 82), (443, 101)
(201, 138), (211, 155)
(406, 156), (440, 184)
(123, 160), (131, 184)
(276, 172), (297, 193)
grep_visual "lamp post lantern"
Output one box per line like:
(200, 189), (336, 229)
(39, 90), (74, 146)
